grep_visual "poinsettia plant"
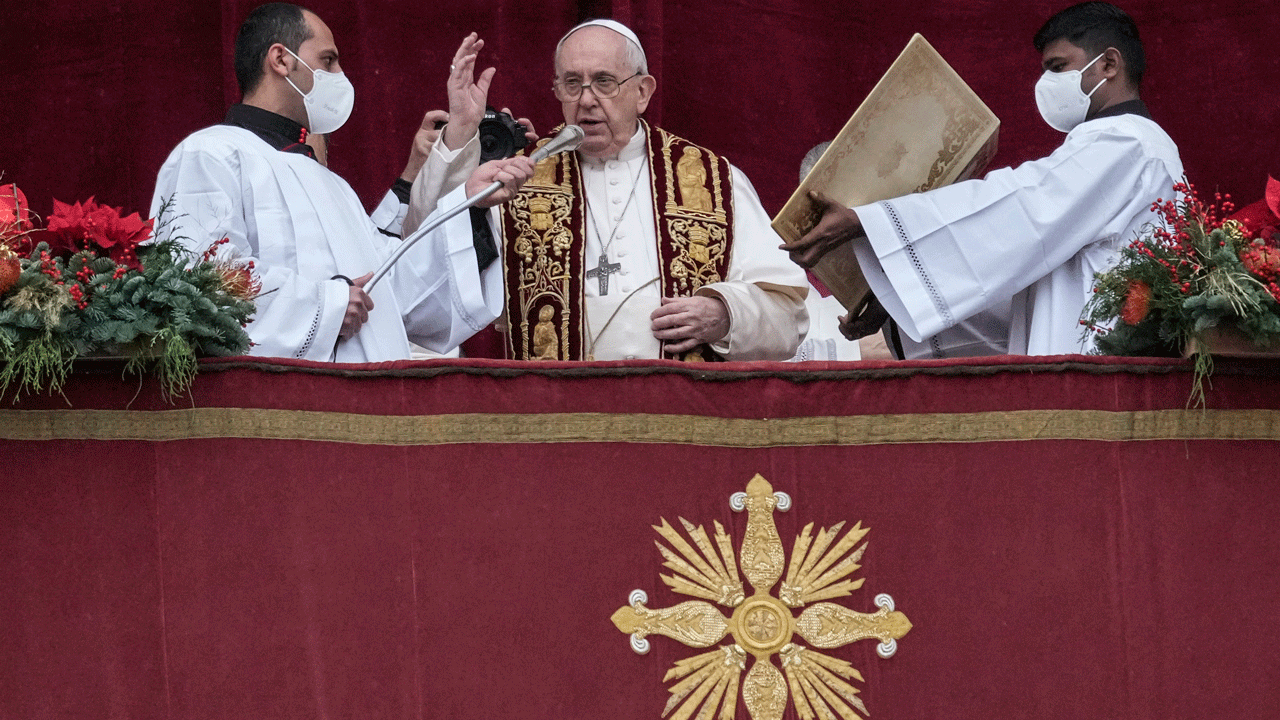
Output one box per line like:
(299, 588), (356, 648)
(1082, 177), (1280, 404)
(1, 183), (258, 399)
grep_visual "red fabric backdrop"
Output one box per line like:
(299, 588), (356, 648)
(4, 0), (1279, 222)
(4, 356), (1280, 718)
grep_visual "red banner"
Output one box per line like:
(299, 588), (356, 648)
(3, 355), (1279, 719)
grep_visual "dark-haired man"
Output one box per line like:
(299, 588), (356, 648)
(151, 3), (535, 362)
(784, 1), (1183, 357)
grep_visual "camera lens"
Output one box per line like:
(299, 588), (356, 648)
(479, 121), (516, 162)
(477, 107), (529, 162)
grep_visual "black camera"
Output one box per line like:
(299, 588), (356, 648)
(478, 106), (529, 161)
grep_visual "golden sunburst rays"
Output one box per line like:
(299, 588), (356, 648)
(655, 517), (745, 608)
(660, 645), (745, 720)
(780, 644), (869, 720)
(779, 520), (869, 608)
(612, 474), (912, 720)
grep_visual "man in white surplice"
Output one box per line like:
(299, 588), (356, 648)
(784, 1), (1183, 358)
(151, 4), (534, 362)
(404, 20), (808, 361)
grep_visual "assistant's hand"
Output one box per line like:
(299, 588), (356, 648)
(650, 295), (730, 354)
(340, 272), (376, 339)
(442, 33), (494, 151)
(837, 295), (889, 340)
(466, 156), (537, 207)
(400, 109), (449, 182)
(500, 106), (539, 146)
(779, 190), (864, 268)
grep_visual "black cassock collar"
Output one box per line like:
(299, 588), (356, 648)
(1089, 98), (1152, 122)
(223, 104), (316, 160)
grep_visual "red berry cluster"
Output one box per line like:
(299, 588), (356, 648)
(67, 283), (87, 309)
(1241, 245), (1280, 302)
(200, 236), (231, 263)
(38, 250), (62, 281)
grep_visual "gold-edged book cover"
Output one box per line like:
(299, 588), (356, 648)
(772, 34), (1000, 313)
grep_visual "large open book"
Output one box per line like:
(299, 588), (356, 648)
(772, 34), (1000, 314)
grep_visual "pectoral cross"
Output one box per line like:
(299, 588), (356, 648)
(586, 253), (622, 295)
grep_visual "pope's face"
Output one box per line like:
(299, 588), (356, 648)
(555, 26), (653, 160)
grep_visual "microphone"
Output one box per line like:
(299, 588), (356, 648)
(530, 124), (586, 163)
(362, 125), (585, 296)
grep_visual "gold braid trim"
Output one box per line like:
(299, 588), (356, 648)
(4, 408), (1278, 446)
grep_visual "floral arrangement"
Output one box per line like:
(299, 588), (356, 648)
(1, 183), (257, 398)
(1082, 178), (1280, 403)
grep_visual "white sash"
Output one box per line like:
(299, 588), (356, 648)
(250, 136), (409, 362)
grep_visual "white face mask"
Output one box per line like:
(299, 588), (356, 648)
(1034, 51), (1107, 133)
(284, 47), (354, 135)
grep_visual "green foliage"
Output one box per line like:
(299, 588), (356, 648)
(1082, 181), (1280, 406)
(1, 234), (256, 401)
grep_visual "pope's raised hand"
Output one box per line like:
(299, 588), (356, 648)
(442, 33), (495, 152)
(779, 190), (863, 268)
(466, 156), (537, 207)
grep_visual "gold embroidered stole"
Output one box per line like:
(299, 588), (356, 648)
(498, 121), (735, 361)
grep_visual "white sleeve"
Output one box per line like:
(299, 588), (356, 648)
(149, 141), (346, 361)
(369, 188), (408, 237)
(403, 134), (481, 236)
(695, 165), (809, 361)
(851, 125), (1175, 342)
(391, 183), (502, 354)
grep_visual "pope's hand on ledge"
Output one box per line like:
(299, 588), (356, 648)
(780, 190), (863, 268)
(651, 295), (730, 354)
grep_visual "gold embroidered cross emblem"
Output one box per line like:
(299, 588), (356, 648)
(612, 474), (912, 720)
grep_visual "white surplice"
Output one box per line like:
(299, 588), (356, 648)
(151, 125), (501, 363)
(406, 127), (809, 361)
(851, 113), (1183, 356)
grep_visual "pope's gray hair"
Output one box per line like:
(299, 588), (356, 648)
(620, 36), (648, 75)
(799, 142), (832, 184)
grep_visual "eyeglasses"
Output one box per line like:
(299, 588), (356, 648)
(553, 72), (642, 101)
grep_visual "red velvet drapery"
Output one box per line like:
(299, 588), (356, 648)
(4, 356), (1280, 718)
(4, 0), (1278, 221)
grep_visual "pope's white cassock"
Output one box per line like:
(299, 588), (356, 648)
(405, 128), (809, 361)
(852, 112), (1182, 357)
(151, 125), (502, 362)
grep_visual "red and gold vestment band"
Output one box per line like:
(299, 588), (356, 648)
(498, 121), (736, 361)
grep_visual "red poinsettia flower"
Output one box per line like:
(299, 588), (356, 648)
(1120, 280), (1152, 325)
(43, 196), (153, 270)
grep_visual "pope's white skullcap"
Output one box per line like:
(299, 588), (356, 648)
(555, 19), (647, 71)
